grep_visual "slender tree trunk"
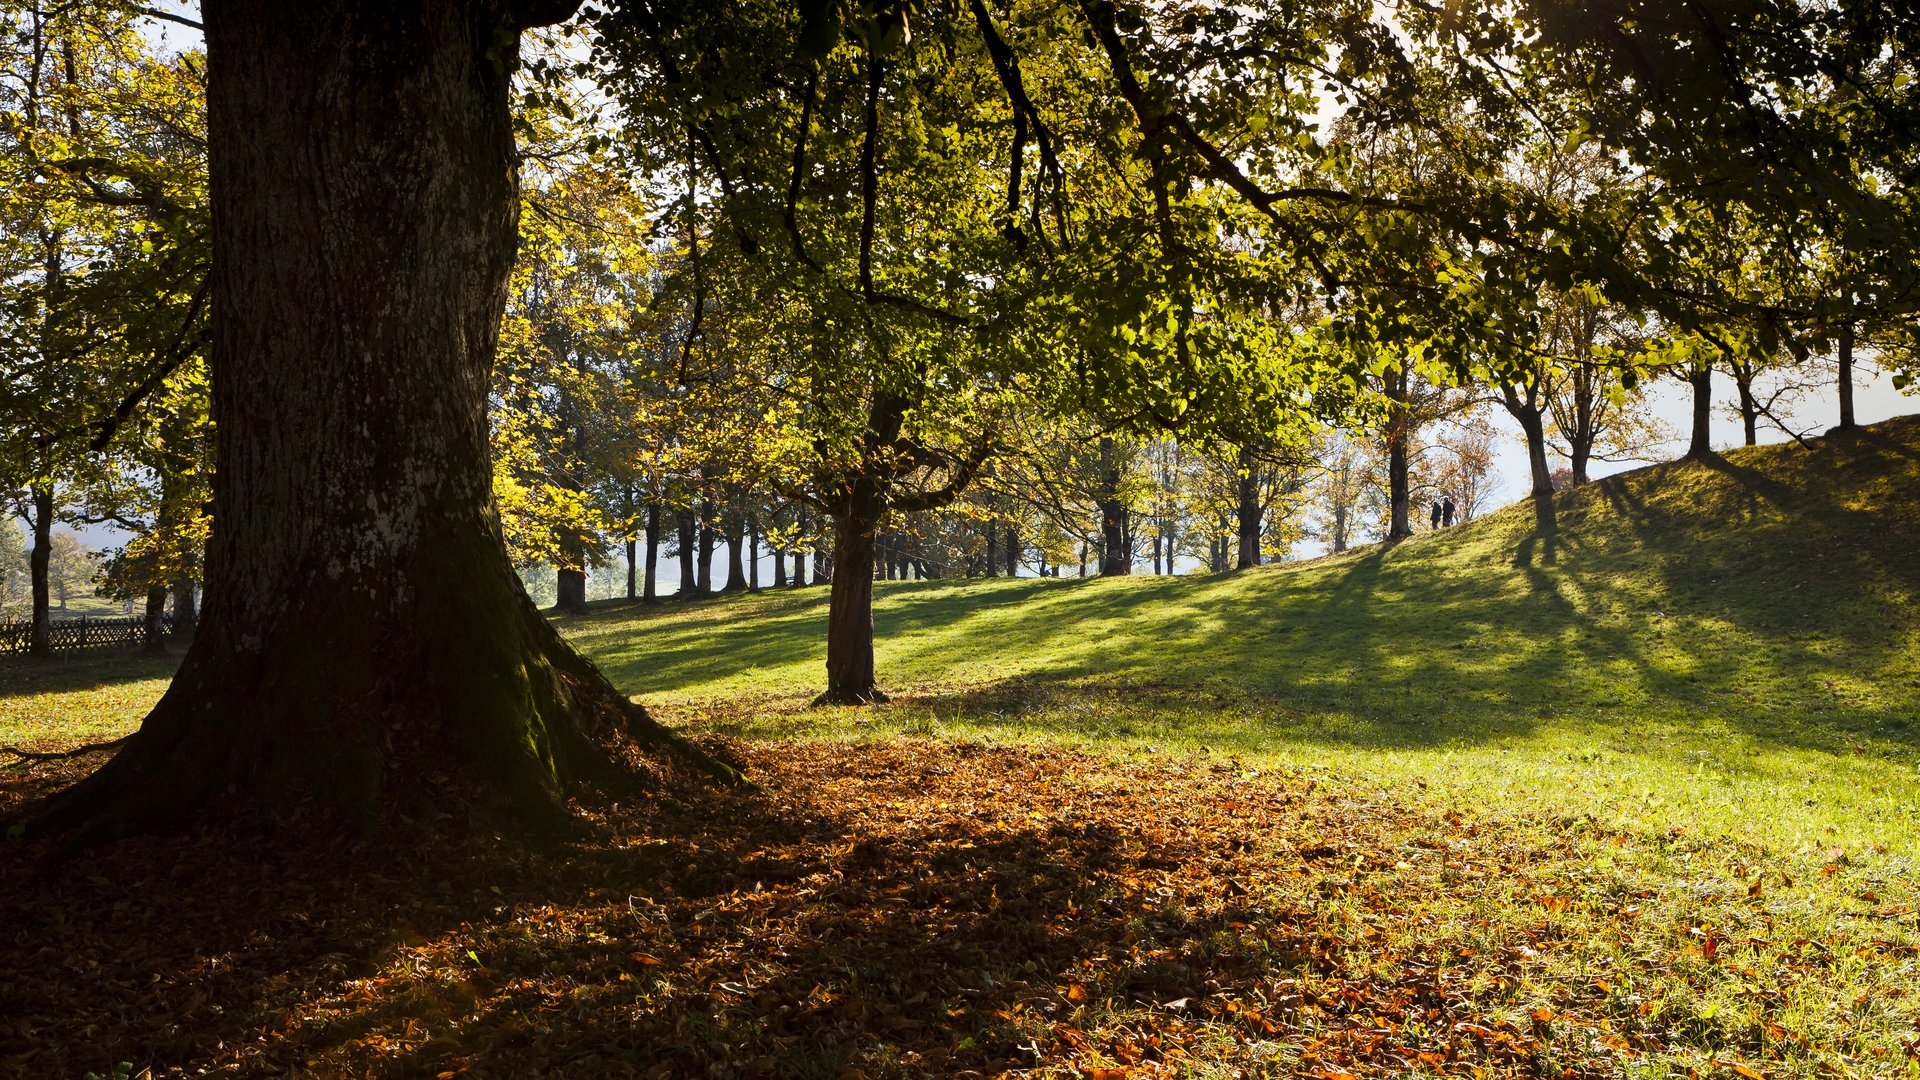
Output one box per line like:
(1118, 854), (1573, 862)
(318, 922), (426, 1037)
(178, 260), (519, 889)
(1735, 371), (1759, 446)
(1837, 320), (1856, 430)
(817, 505), (885, 704)
(791, 514), (808, 586)
(813, 530), (830, 585)
(696, 495), (715, 595)
(142, 585), (170, 655)
(748, 515), (760, 590)
(1096, 438), (1129, 575)
(1568, 436), (1593, 487)
(170, 578), (197, 639)
(1383, 367), (1413, 540)
(623, 484), (637, 600)
(722, 501), (747, 593)
(984, 517), (998, 576)
(675, 509), (696, 597)
(772, 540), (787, 587)
(1688, 362), (1713, 457)
(555, 559), (587, 613)
(35, 0), (731, 844)
(1332, 503), (1348, 554)
(27, 480), (52, 656)
(1005, 523), (1019, 577)
(1235, 447), (1261, 569)
(1502, 380), (1556, 532)
(1386, 433), (1412, 540)
(643, 503), (660, 601)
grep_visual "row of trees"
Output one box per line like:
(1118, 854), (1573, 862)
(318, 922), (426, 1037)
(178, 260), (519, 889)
(2, 0), (1914, 840)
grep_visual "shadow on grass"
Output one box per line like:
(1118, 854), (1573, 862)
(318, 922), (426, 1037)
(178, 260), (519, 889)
(0, 649), (182, 699)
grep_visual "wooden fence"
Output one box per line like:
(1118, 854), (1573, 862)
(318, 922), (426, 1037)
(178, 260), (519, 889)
(0, 615), (174, 656)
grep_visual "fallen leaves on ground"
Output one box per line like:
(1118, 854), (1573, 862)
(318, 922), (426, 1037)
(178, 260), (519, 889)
(0, 739), (1913, 1077)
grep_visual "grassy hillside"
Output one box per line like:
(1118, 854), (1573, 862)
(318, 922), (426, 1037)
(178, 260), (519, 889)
(564, 415), (1920, 860)
(5, 417), (1918, 1078)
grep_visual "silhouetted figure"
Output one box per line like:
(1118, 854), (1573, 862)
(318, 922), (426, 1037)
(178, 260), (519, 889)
(1442, 497), (1456, 527)
(1430, 500), (1443, 530)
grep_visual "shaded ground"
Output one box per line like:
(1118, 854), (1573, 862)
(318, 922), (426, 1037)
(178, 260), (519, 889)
(6, 740), (1913, 1078)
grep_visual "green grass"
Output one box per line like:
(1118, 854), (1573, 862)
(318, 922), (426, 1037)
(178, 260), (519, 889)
(562, 416), (1920, 869)
(0, 650), (177, 748)
(5, 416), (1919, 1076)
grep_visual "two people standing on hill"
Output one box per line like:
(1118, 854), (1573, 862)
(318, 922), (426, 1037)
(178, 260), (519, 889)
(1430, 497), (1457, 530)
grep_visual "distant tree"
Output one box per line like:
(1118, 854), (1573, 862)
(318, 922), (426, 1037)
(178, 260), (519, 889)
(44, 529), (95, 610)
(1432, 414), (1501, 522)
(1306, 433), (1366, 555)
(0, 514), (26, 616)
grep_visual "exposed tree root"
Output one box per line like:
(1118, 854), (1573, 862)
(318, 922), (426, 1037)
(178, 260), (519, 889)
(3, 737), (131, 768)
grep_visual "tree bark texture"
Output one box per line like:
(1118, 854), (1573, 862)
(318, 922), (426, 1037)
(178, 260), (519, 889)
(35, 0), (731, 844)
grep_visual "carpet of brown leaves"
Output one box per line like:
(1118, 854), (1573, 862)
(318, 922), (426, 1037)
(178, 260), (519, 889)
(0, 738), (1873, 1078)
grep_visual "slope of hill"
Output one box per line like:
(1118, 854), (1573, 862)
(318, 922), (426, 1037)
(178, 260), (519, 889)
(566, 414), (1920, 855)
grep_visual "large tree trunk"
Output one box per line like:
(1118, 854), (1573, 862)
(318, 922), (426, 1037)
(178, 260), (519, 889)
(27, 480), (52, 656)
(984, 517), (998, 576)
(817, 506), (885, 705)
(34, 0), (731, 844)
(1004, 523), (1019, 576)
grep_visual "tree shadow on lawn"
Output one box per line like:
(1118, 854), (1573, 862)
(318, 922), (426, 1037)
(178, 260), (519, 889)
(0, 649), (181, 700)
(0, 741), (1568, 1079)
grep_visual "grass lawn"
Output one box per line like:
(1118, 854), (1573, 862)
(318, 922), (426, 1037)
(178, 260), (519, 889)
(2, 417), (1917, 1078)
(567, 419), (1920, 865)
